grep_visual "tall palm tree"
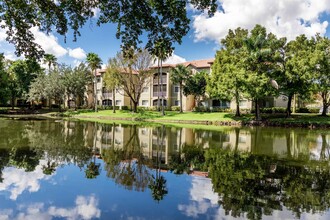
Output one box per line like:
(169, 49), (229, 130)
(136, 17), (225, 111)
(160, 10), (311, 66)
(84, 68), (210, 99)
(43, 54), (57, 71)
(86, 53), (102, 112)
(154, 40), (169, 116)
(171, 64), (190, 113)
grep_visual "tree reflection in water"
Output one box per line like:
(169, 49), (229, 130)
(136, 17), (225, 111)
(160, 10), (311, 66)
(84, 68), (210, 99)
(102, 124), (152, 192)
(205, 147), (330, 220)
(1, 118), (330, 218)
(148, 125), (168, 202)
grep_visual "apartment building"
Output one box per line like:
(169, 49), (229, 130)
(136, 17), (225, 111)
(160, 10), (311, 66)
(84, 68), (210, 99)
(94, 58), (289, 111)
(95, 58), (215, 111)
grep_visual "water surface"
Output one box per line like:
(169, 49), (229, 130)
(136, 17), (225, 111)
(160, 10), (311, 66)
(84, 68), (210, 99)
(0, 118), (329, 219)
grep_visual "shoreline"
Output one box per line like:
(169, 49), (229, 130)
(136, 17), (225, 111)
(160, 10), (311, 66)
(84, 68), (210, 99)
(1, 113), (330, 129)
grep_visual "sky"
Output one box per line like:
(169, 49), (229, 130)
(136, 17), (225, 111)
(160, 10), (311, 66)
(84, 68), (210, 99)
(1, 0), (330, 68)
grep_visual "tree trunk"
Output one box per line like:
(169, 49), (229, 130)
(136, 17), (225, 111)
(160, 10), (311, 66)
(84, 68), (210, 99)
(234, 127), (240, 152)
(286, 93), (293, 118)
(179, 84), (183, 113)
(160, 59), (165, 116)
(94, 69), (98, 112)
(255, 99), (261, 121)
(132, 100), (138, 113)
(235, 90), (240, 117)
(157, 59), (160, 111)
(11, 96), (15, 110)
(321, 92), (329, 116)
(112, 88), (116, 113)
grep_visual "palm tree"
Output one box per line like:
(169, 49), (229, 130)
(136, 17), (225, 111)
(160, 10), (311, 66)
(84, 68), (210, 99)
(86, 53), (102, 112)
(154, 40), (169, 116)
(171, 64), (190, 113)
(43, 54), (57, 71)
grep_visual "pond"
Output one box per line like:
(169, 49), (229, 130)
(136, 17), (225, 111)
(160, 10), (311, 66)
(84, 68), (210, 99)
(0, 117), (330, 219)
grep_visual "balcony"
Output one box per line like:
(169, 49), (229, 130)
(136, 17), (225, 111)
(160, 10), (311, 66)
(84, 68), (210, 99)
(102, 92), (113, 99)
(153, 77), (167, 85)
(153, 91), (167, 97)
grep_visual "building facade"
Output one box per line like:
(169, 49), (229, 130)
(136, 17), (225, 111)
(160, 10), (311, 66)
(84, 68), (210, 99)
(94, 58), (290, 111)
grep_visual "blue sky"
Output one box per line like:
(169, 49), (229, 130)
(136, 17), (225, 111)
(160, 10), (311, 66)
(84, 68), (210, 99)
(1, 0), (330, 67)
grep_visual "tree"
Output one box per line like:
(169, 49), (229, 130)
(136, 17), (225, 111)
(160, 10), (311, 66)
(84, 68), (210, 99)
(63, 64), (92, 109)
(0, 54), (10, 105)
(149, 126), (168, 202)
(243, 25), (283, 120)
(183, 71), (207, 107)
(27, 73), (47, 106)
(0, 1), (217, 59)
(104, 58), (121, 113)
(170, 64), (190, 113)
(208, 28), (249, 117)
(108, 49), (153, 113)
(311, 35), (330, 116)
(86, 53), (102, 112)
(153, 39), (172, 116)
(43, 54), (57, 71)
(277, 35), (313, 117)
(45, 68), (66, 110)
(8, 59), (42, 109)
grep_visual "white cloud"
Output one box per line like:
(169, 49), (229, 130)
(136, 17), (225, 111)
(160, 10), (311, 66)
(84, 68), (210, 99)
(31, 27), (67, 57)
(68, 47), (87, 60)
(154, 52), (187, 66)
(163, 53), (187, 64)
(178, 176), (220, 218)
(48, 195), (101, 220)
(192, 0), (330, 43)
(1, 195), (101, 220)
(0, 162), (52, 200)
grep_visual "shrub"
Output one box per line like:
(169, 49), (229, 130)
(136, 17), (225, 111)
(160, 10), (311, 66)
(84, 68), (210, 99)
(121, 106), (129, 110)
(171, 106), (181, 111)
(192, 106), (210, 112)
(296, 107), (310, 113)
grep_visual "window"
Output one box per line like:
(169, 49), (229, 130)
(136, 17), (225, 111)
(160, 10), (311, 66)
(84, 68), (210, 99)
(212, 99), (229, 108)
(115, 100), (121, 106)
(142, 87), (149, 93)
(174, 86), (179, 93)
(240, 100), (247, 107)
(96, 76), (101, 83)
(142, 100), (148, 106)
(174, 100), (180, 106)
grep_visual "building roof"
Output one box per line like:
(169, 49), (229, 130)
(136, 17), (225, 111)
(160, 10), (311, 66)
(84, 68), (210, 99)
(95, 68), (139, 76)
(96, 58), (215, 74)
(150, 58), (215, 69)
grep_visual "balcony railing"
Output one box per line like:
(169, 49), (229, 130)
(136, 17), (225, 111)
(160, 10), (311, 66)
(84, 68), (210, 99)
(153, 77), (167, 85)
(102, 92), (113, 98)
(153, 92), (167, 97)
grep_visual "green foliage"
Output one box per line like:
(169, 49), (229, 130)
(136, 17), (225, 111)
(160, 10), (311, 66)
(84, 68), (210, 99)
(310, 35), (330, 116)
(0, 54), (10, 105)
(208, 28), (248, 116)
(43, 54), (57, 71)
(63, 63), (92, 108)
(8, 59), (42, 107)
(183, 71), (207, 106)
(171, 64), (190, 113)
(0, 1), (217, 59)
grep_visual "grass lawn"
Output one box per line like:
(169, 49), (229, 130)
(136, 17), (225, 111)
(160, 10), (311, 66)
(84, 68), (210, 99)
(72, 110), (330, 127)
(74, 110), (237, 122)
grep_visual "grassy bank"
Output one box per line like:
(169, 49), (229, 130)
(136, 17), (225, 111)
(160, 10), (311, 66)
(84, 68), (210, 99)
(70, 110), (330, 128)
(1, 108), (329, 128)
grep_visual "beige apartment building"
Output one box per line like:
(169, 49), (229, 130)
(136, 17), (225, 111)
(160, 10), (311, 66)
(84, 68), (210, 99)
(93, 58), (288, 111)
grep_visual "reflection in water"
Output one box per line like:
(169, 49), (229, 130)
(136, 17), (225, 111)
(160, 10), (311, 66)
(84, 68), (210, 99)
(0, 118), (330, 219)
(0, 195), (100, 219)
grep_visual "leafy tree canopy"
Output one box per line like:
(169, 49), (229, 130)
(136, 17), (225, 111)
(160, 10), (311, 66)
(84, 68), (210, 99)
(0, 0), (217, 59)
